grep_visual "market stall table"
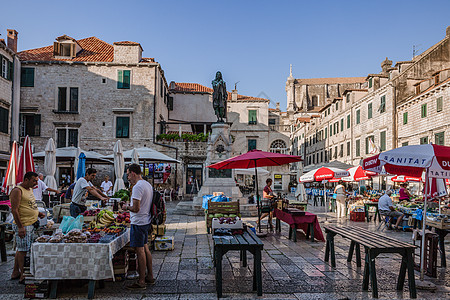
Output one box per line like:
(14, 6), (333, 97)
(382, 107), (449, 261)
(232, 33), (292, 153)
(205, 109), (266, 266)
(30, 229), (130, 299)
(273, 208), (325, 242)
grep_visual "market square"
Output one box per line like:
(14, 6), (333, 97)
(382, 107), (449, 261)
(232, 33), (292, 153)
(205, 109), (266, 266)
(1, 1), (450, 299)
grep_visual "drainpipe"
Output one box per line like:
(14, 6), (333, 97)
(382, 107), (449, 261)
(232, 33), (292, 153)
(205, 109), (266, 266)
(152, 66), (179, 190)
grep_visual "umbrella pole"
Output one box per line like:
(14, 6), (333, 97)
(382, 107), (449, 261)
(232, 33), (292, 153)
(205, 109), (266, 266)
(254, 160), (262, 233)
(420, 168), (429, 281)
(324, 182), (328, 222)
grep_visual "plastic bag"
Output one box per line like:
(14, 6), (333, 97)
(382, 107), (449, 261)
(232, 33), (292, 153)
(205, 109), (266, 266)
(66, 215), (84, 232)
(202, 195), (214, 210)
(60, 216), (75, 233)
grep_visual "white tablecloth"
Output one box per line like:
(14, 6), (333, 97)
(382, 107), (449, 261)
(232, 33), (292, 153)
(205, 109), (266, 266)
(30, 229), (130, 280)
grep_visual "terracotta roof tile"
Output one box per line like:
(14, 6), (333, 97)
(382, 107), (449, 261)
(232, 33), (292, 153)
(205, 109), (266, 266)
(296, 77), (366, 85)
(18, 36), (114, 62)
(113, 41), (140, 45)
(141, 57), (155, 63)
(296, 117), (311, 123)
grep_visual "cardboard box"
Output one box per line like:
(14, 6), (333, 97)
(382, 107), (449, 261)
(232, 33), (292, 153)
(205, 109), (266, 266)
(25, 281), (48, 299)
(154, 236), (174, 251)
(152, 224), (166, 236)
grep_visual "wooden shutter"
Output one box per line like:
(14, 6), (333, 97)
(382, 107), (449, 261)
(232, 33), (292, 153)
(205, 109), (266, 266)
(0, 107), (8, 134)
(57, 129), (66, 147)
(403, 112), (408, 124)
(58, 87), (67, 111)
(421, 104), (427, 118)
(168, 96), (174, 111)
(248, 110), (257, 124)
(356, 110), (360, 124)
(70, 43), (76, 58)
(123, 70), (130, 89)
(123, 117), (130, 138)
(380, 131), (386, 151)
(116, 117), (122, 137)
(340, 119), (343, 132)
(117, 70), (123, 89)
(437, 97), (443, 112)
(347, 115), (350, 128)
(34, 114), (41, 136)
(7, 60), (13, 81)
(368, 103), (372, 119)
(356, 140), (360, 157)
(70, 88), (78, 112)
(53, 42), (60, 56)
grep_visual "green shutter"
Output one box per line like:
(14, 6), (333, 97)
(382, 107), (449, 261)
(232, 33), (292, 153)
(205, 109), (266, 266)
(123, 70), (130, 89)
(340, 119), (344, 132)
(329, 125), (332, 136)
(117, 70), (123, 89)
(347, 115), (350, 128)
(356, 110), (360, 124)
(368, 103), (372, 119)
(248, 139), (256, 151)
(34, 114), (41, 136)
(324, 127), (327, 138)
(123, 117), (129, 138)
(356, 140), (360, 157)
(21, 67), (34, 87)
(421, 104), (427, 118)
(368, 78), (372, 88)
(435, 132), (445, 145)
(365, 137), (369, 154)
(402, 142), (409, 147)
(403, 112), (408, 124)
(437, 97), (443, 112)
(248, 110), (257, 124)
(7, 60), (13, 81)
(380, 131), (386, 151)
(0, 107), (8, 134)
(116, 117), (122, 137)
(347, 141), (350, 156)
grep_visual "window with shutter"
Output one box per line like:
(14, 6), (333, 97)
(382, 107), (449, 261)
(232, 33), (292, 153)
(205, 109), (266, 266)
(368, 78), (372, 88)
(1, 56), (7, 79)
(248, 110), (257, 125)
(340, 119), (344, 132)
(380, 131), (386, 151)
(403, 112), (408, 125)
(436, 97), (443, 112)
(68, 129), (78, 147)
(69, 88), (78, 112)
(248, 139), (257, 151)
(0, 107), (8, 134)
(347, 115), (350, 129)
(21, 67), (34, 87)
(58, 87), (67, 111)
(340, 144), (343, 157)
(116, 116), (130, 138)
(117, 70), (131, 89)
(117, 70), (123, 89)
(421, 104), (427, 118)
(356, 109), (360, 124)
(7, 60), (13, 81)
(329, 125), (332, 136)
(347, 141), (350, 156)
(356, 139), (360, 157)
(368, 103), (372, 119)
(402, 142), (409, 147)
(168, 96), (174, 111)
(57, 129), (66, 148)
(379, 96), (386, 113)
(34, 114), (41, 136)
(324, 127), (327, 138)
(420, 137), (428, 145)
(435, 132), (445, 145)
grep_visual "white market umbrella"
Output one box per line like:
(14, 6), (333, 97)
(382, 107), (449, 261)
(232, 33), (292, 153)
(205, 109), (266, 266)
(113, 140), (126, 193)
(43, 138), (58, 191)
(73, 147), (81, 183)
(104, 147), (179, 163)
(131, 148), (140, 165)
(1, 141), (19, 195)
(234, 167), (270, 176)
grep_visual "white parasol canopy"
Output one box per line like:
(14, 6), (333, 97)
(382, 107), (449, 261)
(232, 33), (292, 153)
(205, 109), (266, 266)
(104, 147), (179, 163)
(131, 148), (140, 165)
(234, 167), (270, 176)
(1, 141), (19, 194)
(113, 140), (126, 193)
(43, 138), (58, 190)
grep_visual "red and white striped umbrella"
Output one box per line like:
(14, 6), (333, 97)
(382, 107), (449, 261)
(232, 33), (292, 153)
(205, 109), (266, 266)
(342, 166), (376, 182)
(17, 136), (35, 184)
(300, 167), (349, 182)
(391, 175), (422, 182)
(1, 141), (19, 194)
(423, 177), (447, 198)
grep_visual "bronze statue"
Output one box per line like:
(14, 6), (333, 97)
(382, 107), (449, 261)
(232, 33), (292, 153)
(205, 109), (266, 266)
(212, 71), (227, 122)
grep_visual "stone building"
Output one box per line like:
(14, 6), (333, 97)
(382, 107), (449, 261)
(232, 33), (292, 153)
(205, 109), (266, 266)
(167, 82), (291, 195)
(0, 29), (20, 178)
(17, 35), (171, 183)
(289, 26), (450, 178)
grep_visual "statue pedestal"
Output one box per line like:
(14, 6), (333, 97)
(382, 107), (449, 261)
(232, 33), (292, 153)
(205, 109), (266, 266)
(174, 123), (255, 216)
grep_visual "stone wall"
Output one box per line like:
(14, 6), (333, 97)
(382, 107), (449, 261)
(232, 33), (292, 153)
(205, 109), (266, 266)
(0, 47), (13, 155)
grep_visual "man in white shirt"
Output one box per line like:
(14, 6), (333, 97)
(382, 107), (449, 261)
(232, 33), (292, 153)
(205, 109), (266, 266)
(70, 168), (108, 217)
(378, 190), (404, 230)
(33, 173), (58, 201)
(100, 175), (113, 196)
(122, 164), (154, 290)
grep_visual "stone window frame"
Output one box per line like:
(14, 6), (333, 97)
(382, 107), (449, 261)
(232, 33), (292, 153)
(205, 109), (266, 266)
(55, 126), (79, 148)
(113, 111), (133, 139)
(117, 69), (132, 90)
(53, 85), (80, 114)
(247, 107), (259, 125)
(270, 139), (287, 154)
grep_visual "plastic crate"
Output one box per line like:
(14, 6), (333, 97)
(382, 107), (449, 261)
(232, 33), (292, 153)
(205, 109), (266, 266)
(350, 211), (365, 222)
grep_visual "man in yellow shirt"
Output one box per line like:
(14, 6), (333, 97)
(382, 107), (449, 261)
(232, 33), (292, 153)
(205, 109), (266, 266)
(10, 172), (45, 283)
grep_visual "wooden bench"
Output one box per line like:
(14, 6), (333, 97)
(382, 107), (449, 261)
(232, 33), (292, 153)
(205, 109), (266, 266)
(205, 200), (240, 234)
(212, 227), (264, 298)
(324, 225), (417, 299)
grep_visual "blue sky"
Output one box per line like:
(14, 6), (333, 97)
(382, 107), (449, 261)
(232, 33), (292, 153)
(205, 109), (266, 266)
(3, 0), (450, 109)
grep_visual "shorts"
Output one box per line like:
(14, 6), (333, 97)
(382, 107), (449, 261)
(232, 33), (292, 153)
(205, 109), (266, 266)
(70, 202), (87, 218)
(130, 223), (151, 248)
(12, 224), (35, 252)
(380, 210), (403, 218)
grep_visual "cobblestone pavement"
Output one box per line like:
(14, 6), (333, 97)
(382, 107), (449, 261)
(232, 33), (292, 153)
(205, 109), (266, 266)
(0, 200), (449, 299)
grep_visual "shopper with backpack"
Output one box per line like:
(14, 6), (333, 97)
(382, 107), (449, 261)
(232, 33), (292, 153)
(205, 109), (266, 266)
(122, 164), (155, 290)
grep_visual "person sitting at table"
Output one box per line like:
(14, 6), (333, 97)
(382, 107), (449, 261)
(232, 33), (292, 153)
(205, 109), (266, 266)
(399, 183), (413, 202)
(378, 190), (404, 230)
(100, 175), (114, 197)
(334, 180), (349, 219)
(257, 178), (276, 231)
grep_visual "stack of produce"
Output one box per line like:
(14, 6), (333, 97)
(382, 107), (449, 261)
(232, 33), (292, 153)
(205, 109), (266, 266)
(115, 211), (131, 225)
(64, 229), (88, 243)
(82, 209), (101, 216)
(113, 189), (130, 203)
(88, 210), (115, 228)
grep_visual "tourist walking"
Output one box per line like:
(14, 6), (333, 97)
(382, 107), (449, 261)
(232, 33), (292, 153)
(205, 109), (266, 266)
(334, 180), (348, 218)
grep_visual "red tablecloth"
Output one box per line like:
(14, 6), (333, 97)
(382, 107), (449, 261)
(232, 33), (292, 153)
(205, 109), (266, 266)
(273, 208), (325, 241)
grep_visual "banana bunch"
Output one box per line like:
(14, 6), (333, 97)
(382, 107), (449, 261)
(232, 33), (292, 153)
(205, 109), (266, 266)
(97, 212), (115, 226)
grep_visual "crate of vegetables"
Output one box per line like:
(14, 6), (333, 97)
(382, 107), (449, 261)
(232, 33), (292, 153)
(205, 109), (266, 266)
(212, 216), (243, 229)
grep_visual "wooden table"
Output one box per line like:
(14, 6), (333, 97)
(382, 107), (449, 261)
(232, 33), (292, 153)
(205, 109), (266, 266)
(426, 221), (449, 267)
(364, 202), (381, 222)
(212, 227), (264, 298)
(324, 225), (417, 299)
(273, 208), (325, 242)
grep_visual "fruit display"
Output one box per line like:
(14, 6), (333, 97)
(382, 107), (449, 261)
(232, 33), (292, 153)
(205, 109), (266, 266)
(82, 209), (101, 216)
(88, 209), (115, 228)
(116, 211), (131, 224)
(217, 216), (240, 225)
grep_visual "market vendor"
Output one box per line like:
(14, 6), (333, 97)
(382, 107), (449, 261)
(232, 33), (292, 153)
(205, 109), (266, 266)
(100, 175), (113, 197)
(257, 178), (276, 231)
(70, 168), (109, 218)
(378, 190), (404, 230)
(399, 183), (413, 202)
(33, 173), (58, 202)
(10, 172), (46, 283)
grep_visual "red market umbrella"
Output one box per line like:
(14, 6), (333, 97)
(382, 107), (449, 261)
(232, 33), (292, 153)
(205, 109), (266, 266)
(1, 141), (19, 195)
(362, 144), (450, 280)
(208, 149), (303, 232)
(329, 166), (375, 182)
(17, 136), (35, 184)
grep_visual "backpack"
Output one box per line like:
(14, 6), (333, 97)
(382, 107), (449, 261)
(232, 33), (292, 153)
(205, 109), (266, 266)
(150, 188), (166, 225)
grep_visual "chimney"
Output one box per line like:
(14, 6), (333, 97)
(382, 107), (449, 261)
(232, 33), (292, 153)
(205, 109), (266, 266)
(7, 29), (18, 53)
(231, 89), (238, 101)
(381, 57), (393, 74)
(276, 102), (280, 111)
